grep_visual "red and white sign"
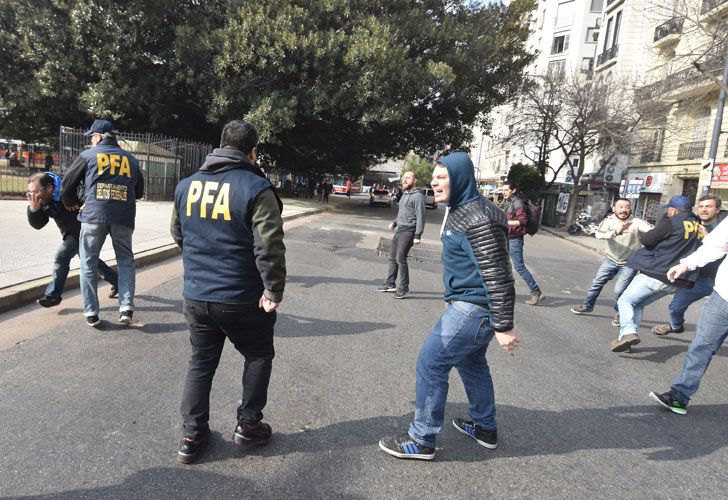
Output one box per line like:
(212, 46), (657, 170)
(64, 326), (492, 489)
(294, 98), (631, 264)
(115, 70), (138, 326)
(711, 163), (728, 185)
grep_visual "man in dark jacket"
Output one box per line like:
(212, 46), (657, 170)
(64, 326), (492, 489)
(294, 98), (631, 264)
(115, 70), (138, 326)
(611, 195), (702, 352)
(26, 172), (118, 307)
(376, 171), (425, 299)
(502, 181), (544, 305)
(379, 152), (519, 461)
(61, 119), (144, 328)
(171, 120), (286, 465)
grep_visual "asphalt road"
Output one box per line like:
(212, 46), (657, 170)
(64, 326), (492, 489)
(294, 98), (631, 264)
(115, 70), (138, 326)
(2, 194), (727, 499)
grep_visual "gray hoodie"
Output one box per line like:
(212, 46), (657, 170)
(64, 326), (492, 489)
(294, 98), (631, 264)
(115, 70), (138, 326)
(393, 188), (425, 238)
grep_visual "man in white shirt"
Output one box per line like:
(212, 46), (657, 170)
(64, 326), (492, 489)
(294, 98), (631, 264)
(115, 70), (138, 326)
(571, 198), (652, 324)
(649, 216), (728, 415)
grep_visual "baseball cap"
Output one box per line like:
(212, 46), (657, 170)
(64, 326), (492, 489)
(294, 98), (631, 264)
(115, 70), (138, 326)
(83, 119), (117, 136)
(661, 195), (691, 210)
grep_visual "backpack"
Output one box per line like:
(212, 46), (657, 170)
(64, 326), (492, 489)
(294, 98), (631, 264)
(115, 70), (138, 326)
(509, 198), (541, 235)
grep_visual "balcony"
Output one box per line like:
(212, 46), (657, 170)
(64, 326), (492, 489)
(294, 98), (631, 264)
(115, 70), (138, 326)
(640, 149), (662, 164)
(701, 0), (728, 16)
(653, 17), (684, 48)
(636, 58), (723, 102)
(677, 141), (707, 161)
(596, 45), (618, 67)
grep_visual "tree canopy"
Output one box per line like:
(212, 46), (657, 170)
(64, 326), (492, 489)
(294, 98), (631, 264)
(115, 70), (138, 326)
(0, 0), (534, 175)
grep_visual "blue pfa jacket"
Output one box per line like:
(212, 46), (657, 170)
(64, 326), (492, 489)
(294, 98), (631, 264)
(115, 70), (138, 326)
(438, 152), (515, 331)
(173, 149), (283, 303)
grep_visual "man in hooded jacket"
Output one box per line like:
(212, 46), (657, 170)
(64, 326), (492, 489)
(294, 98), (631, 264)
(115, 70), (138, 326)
(171, 120), (286, 464)
(379, 152), (519, 461)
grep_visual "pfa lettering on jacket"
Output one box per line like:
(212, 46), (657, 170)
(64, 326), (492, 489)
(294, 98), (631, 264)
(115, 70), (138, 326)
(97, 153), (132, 177)
(186, 181), (231, 221)
(96, 182), (128, 201)
(683, 220), (704, 240)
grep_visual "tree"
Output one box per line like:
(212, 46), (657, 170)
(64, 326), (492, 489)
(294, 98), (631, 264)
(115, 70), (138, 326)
(0, 0), (535, 176)
(403, 153), (435, 188)
(507, 162), (542, 202)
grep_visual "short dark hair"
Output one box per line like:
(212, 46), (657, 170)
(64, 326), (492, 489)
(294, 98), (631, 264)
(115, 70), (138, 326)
(699, 194), (722, 209)
(613, 197), (631, 205)
(502, 180), (518, 190)
(29, 172), (54, 188)
(220, 120), (258, 154)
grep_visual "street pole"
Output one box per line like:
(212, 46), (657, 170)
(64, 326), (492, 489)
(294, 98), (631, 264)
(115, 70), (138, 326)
(702, 45), (728, 198)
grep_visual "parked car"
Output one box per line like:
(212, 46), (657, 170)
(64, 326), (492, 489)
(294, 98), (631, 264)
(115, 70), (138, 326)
(423, 188), (437, 209)
(369, 188), (392, 207)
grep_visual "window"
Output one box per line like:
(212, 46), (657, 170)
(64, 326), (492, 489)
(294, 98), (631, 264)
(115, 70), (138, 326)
(590, 0), (603, 11)
(691, 107), (711, 142)
(548, 59), (566, 77)
(552, 34), (570, 54)
(581, 57), (594, 71)
(586, 27), (598, 42)
(612, 11), (622, 47)
(555, 1), (575, 27)
(603, 17), (613, 51)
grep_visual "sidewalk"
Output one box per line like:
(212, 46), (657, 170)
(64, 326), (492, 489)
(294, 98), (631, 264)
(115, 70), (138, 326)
(0, 195), (340, 312)
(540, 225), (606, 256)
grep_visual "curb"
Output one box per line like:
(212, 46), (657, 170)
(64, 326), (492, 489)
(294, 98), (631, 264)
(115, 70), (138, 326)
(0, 205), (331, 314)
(539, 226), (606, 257)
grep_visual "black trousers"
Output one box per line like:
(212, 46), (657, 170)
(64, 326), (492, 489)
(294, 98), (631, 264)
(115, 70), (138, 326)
(386, 228), (416, 291)
(180, 299), (276, 438)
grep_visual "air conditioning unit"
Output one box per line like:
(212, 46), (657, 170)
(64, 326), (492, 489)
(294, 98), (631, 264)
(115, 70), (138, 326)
(605, 174), (614, 182)
(606, 166), (615, 173)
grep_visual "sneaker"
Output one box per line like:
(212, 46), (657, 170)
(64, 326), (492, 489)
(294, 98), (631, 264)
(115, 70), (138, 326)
(652, 323), (685, 336)
(233, 421), (272, 446)
(119, 311), (133, 325)
(176, 431), (209, 464)
(610, 333), (640, 352)
(570, 305), (592, 315)
(394, 289), (411, 299)
(378, 433), (435, 460)
(452, 418), (497, 449)
(649, 391), (687, 415)
(108, 286), (118, 299)
(611, 314), (620, 327)
(525, 289), (544, 306)
(85, 315), (101, 328)
(377, 284), (397, 292)
(37, 295), (62, 308)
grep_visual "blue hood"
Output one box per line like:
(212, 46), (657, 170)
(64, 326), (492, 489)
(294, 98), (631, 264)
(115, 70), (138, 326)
(439, 152), (481, 208)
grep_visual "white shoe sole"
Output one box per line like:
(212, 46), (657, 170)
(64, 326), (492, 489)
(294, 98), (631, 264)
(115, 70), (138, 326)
(378, 440), (434, 460)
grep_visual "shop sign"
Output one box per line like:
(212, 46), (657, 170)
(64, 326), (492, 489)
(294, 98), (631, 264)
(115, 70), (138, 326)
(711, 163), (728, 185)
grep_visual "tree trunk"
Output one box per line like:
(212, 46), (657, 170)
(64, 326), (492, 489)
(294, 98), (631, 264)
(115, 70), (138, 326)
(564, 181), (581, 227)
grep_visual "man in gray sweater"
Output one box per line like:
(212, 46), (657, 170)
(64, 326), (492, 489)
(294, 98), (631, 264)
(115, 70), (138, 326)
(377, 171), (425, 299)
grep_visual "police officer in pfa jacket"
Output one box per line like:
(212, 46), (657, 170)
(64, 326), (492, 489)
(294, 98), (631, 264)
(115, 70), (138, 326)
(379, 152), (519, 461)
(611, 195), (702, 353)
(377, 171), (425, 299)
(61, 119), (144, 328)
(171, 120), (286, 465)
(26, 172), (118, 308)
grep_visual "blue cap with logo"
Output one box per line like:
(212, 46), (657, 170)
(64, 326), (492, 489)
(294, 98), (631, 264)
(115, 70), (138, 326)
(661, 195), (691, 210)
(83, 119), (117, 136)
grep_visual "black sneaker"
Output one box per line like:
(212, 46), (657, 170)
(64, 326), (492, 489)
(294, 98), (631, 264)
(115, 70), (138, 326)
(86, 315), (101, 328)
(119, 311), (133, 325)
(378, 433), (435, 460)
(377, 284), (397, 292)
(233, 421), (272, 446)
(452, 418), (497, 449)
(649, 391), (687, 415)
(37, 295), (62, 308)
(108, 286), (118, 299)
(393, 289), (411, 299)
(176, 431), (209, 464)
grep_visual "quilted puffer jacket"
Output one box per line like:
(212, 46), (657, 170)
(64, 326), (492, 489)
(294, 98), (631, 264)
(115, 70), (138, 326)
(438, 152), (515, 332)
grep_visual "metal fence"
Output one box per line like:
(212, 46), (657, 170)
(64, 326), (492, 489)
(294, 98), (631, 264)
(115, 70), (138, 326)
(0, 127), (212, 199)
(58, 126), (213, 201)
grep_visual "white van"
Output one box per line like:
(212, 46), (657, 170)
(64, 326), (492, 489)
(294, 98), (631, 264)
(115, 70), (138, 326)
(423, 188), (437, 209)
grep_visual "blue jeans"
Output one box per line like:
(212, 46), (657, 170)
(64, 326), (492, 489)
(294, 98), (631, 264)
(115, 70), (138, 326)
(508, 237), (539, 292)
(667, 276), (715, 329)
(582, 258), (637, 312)
(45, 236), (117, 298)
(409, 301), (496, 448)
(617, 273), (676, 339)
(79, 223), (135, 316)
(671, 292), (728, 404)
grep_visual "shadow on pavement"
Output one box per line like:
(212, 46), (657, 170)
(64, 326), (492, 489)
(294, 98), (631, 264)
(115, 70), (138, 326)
(276, 313), (394, 338)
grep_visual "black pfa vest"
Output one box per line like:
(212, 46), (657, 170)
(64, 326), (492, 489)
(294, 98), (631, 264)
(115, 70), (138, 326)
(79, 139), (140, 228)
(175, 166), (272, 303)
